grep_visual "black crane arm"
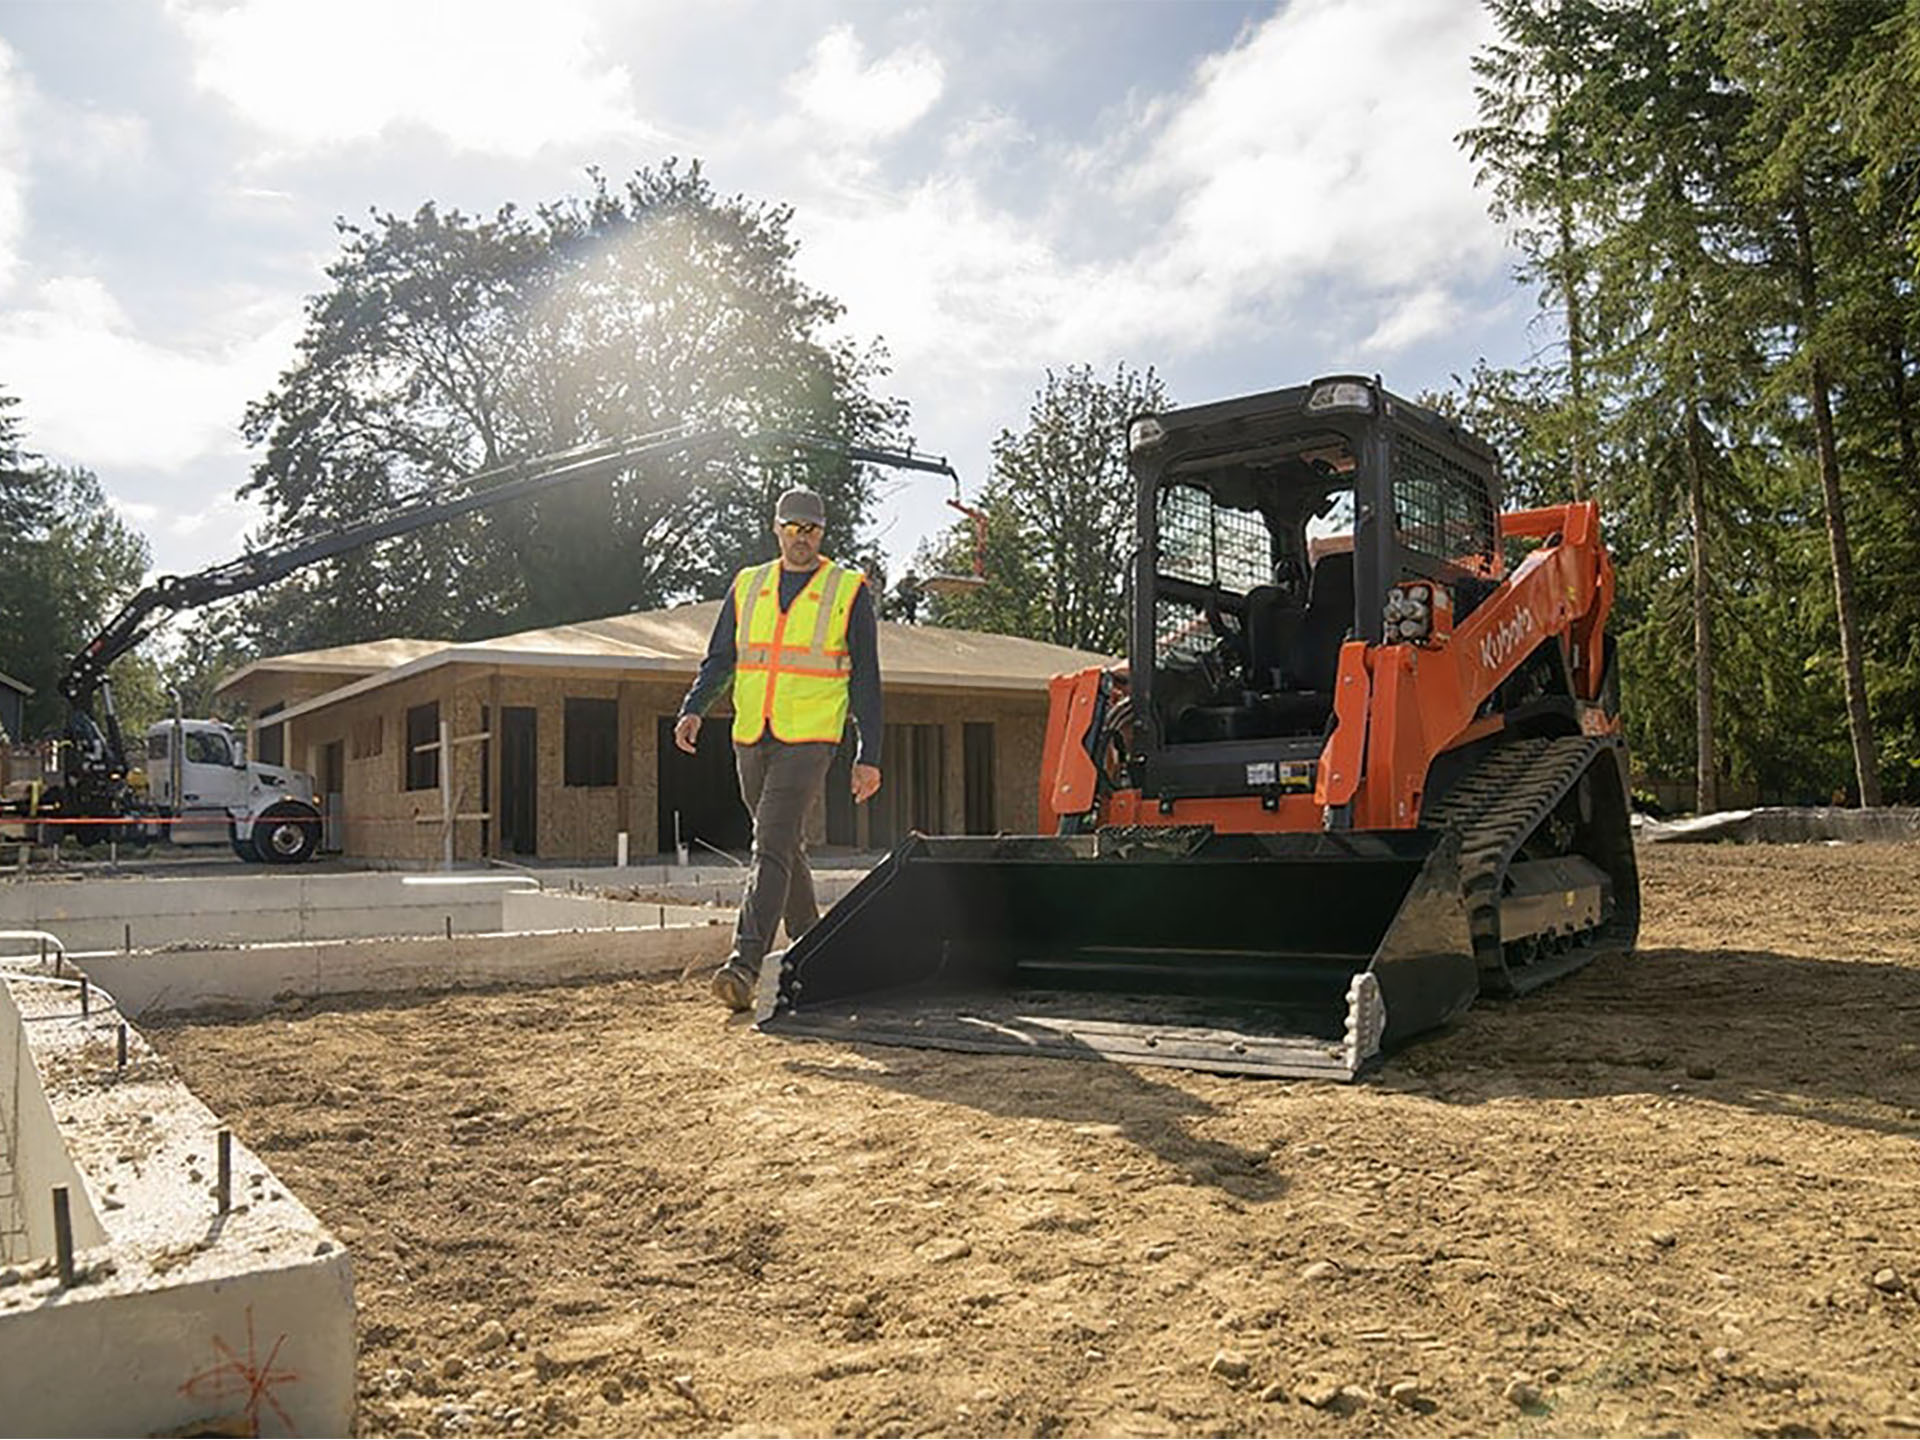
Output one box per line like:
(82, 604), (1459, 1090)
(59, 425), (954, 709)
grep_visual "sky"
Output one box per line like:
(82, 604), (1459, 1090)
(0, 0), (1534, 601)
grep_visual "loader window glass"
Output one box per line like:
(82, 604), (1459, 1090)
(1155, 483), (1270, 594)
(1306, 488), (1355, 548)
(1391, 435), (1497, 565)
(1154, 481), (1272, 676)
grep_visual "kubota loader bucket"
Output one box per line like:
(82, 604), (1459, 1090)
(760, 826), (1481, 1079)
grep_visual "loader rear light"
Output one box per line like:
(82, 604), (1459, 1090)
(1306, 380), (1374, 414)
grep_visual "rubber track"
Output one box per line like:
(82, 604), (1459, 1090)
(1421, 735), (1627, 993)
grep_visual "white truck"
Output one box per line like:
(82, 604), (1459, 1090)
(143, 718), (322, 864)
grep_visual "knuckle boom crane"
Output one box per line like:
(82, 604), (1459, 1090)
(23, 426), (954, 863)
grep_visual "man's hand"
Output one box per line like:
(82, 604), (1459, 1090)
(851, 762), (881, 804)
(673, 714), (701, 754)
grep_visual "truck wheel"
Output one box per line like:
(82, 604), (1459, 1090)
(253, 805), (320, 864)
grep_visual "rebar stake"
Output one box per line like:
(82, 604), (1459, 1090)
(217, 1129), (232, 1215)
(116, 1022), (128, 1071)
(123, 922), (131, 953)
(52, 1187), (74, 1288)
(79, 976), (90, 1017)
(445, 914), (453, 940)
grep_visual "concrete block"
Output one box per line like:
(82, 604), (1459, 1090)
(1642, 805), (1920, 845)
(1, 976), (355, 1435)
(78, 923), (735, 1021)
(501, 891), (722, 932)
(0, 871), (537, 953)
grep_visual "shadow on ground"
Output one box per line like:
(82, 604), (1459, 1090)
(782, 1045), (1288, 1203)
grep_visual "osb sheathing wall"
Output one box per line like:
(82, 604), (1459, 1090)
(286, 665), (1053, 863)
(230, 670), (373, 719)
(880, 687), (1048, 840)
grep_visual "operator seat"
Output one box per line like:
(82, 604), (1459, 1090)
(1289, 548), (1356, 692)
(1243, 585), (1302, 692)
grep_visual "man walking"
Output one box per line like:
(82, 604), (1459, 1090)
(674, 487), (883, 1011)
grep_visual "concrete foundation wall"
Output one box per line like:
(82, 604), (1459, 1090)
(0, 872), (535, 953)
(501, 867), (868, 929)
(1642, 806), (1920, 845)
(81, 922), (735, 1020)
(4, 1256), (356, 1437)
(2, 974), (356, 1435)
(1, 983), (107, 1263)
(503, 893), (725, 932)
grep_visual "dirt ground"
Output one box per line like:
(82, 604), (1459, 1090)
(151, 841), (1920, 1438)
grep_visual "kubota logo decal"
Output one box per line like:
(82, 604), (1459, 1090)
(1479, 606), (1537, 674)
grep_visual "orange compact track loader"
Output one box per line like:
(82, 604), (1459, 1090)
(761, 376), (1640, 1079)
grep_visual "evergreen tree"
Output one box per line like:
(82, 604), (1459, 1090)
(0, 397), (155, 739)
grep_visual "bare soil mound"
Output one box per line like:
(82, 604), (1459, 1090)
(153, 842), (1920, 1437)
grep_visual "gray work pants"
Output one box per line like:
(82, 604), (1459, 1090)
(731, 739), (837, 971)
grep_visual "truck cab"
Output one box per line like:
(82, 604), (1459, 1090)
(144, 719), (323, 863)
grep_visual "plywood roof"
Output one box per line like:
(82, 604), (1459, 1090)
(250, 600), (1116, 730)
(216, 638), (452, 696)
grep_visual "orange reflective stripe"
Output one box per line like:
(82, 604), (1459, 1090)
(762, 592), (794, 729)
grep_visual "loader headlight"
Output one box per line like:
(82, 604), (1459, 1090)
(1306, 380), (1374, 414)
(1386, 582), (1451, 642)
(1386, 583), (1434, 640)
(1128, 416), (1167, 453)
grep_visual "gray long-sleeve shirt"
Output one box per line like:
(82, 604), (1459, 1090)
(678, 565), (882, 765)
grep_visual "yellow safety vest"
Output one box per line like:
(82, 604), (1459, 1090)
(730, 558), (863, 745)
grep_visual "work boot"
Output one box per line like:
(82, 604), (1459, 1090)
(710, 959), (758, 1013)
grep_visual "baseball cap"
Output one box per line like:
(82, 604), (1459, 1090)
(775, 488), (827, 526)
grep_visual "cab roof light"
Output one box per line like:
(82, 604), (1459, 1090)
(1128, 416), (1168, 453)
(1306, 380), (1375, 414)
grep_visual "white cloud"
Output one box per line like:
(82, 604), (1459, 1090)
(169, 0), (656, 159)
(1132, 0), (1503, 312)
(1361, 286), (1464, 352)
(42, 104), (151, 176)
(0, 273), (299, 471)
(108, 495), (161, 526)
(766, 0), (1511, 570)
(0, 43), (27, 291)
(166, 490), (268, 543)
(787, 26), (944, 146)
(787, 0), (1506, 416)
(940, 107), (1029, 168)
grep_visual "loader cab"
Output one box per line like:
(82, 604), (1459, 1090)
(1126, 375), (1503, 804)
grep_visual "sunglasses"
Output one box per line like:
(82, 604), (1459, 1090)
(778, 521), (822, 536)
